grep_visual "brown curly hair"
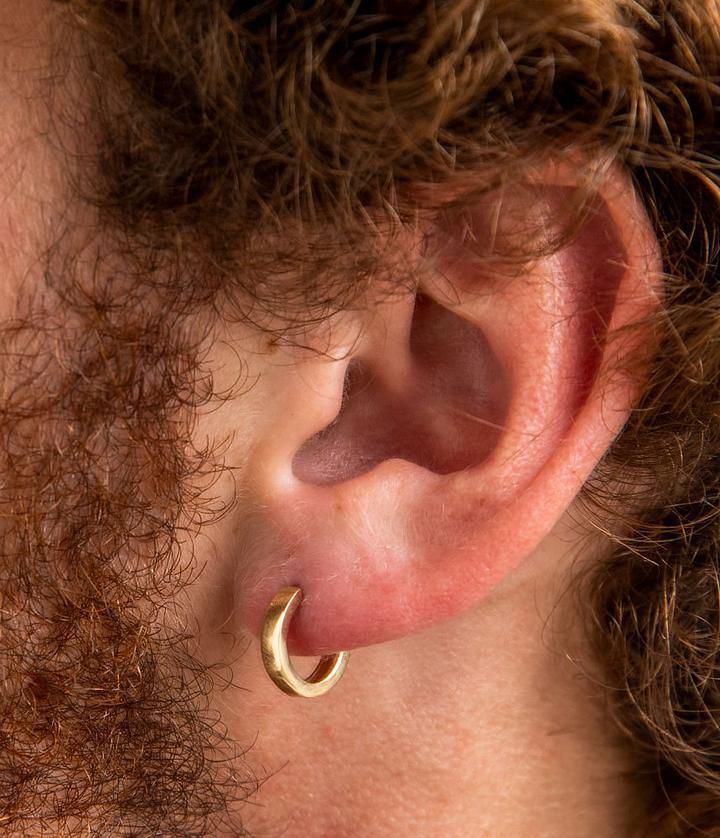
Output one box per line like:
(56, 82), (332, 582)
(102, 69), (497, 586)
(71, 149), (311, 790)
(2, 0), (720, 834)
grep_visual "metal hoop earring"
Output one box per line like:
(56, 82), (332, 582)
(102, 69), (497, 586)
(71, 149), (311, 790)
(261, 586), (349, 698)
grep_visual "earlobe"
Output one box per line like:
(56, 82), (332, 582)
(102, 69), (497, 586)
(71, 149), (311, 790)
(234, 169), (662, 657)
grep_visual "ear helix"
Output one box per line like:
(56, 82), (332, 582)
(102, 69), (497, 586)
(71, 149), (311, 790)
(261, 587), (350, 697)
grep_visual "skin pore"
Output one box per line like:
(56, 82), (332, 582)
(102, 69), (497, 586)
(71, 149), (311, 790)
(0, 2), (679, 836)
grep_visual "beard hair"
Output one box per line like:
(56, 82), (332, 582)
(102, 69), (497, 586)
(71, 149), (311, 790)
(0, 9), (413, 829)
(0, 222), (258, 835)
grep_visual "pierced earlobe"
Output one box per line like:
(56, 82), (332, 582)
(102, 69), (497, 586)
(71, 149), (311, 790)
(261, 587), (349, 697)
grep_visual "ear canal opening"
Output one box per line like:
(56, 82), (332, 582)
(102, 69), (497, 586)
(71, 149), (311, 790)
(291, 293), (510, 486)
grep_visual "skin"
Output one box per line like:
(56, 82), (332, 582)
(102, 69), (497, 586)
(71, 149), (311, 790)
(199, 523), (652, 837)
(0, 3), (659, 836)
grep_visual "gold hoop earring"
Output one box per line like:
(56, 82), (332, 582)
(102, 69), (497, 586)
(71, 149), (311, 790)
(261, 586), (349, 698)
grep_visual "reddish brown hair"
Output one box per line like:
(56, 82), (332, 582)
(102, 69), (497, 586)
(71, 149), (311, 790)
(2, 0), (720, 833)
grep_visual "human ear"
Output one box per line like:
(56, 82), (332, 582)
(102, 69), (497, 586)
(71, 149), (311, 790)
(234, 167), (662, 656)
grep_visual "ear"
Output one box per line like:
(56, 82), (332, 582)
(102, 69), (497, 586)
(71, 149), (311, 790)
(234, 166), (662, 656)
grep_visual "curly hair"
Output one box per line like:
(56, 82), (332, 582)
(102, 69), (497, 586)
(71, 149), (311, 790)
(1, 0), (719, 834)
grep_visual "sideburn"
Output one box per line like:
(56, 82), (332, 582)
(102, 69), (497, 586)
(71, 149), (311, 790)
(0, 231), (257, 835)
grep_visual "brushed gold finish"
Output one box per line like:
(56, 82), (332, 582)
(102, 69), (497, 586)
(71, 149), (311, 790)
(261, 586), (349, 698)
